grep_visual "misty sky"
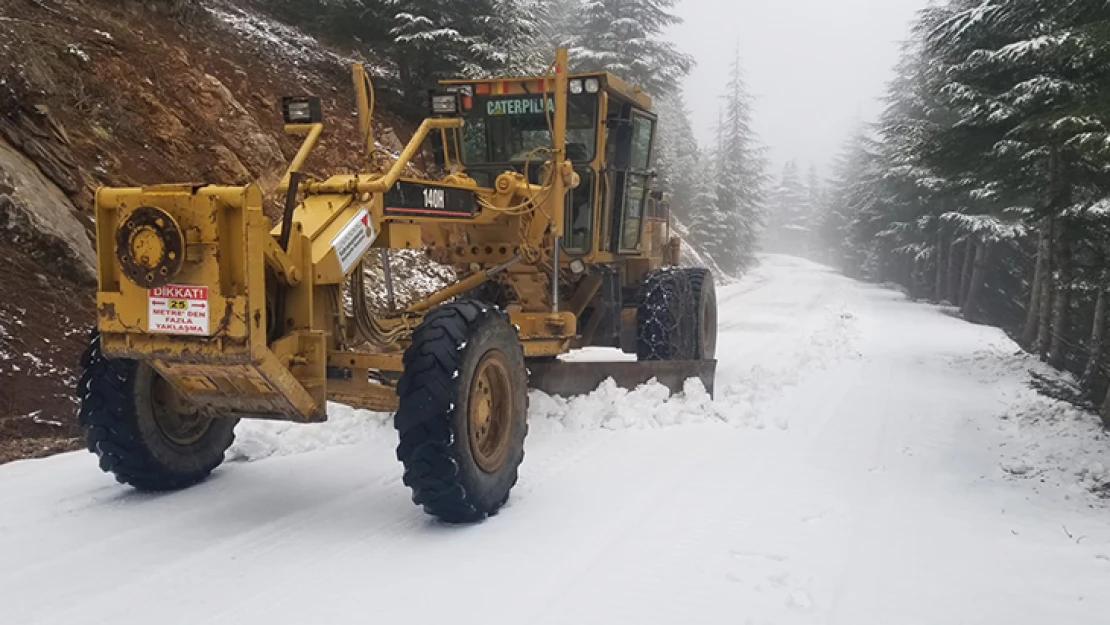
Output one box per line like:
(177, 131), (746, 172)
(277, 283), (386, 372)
(668, 0), (927, 178)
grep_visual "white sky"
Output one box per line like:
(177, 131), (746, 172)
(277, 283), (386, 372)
(668, 0), (927, 177)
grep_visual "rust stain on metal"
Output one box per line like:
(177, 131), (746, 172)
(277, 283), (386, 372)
(212, 301), (235, 337)
(97, 302), (117, 321)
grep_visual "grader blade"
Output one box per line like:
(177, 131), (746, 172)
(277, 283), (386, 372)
(527, 360), (717, 399)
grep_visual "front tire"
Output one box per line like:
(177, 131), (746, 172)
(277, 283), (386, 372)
(636, 269), (695, 361)
(395, 301), (528, 523)
(77, 332), (237, 491)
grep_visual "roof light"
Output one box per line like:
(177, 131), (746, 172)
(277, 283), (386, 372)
(584, 78), (601, 94)
(568, 79), (584, 95)
(282, 96), (322, 124)
(430, 93), (460, 116)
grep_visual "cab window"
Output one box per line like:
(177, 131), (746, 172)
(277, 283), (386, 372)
(619, 113), (655, 251)
(565, 169), (596, 252)
(462, 95), (598, 165)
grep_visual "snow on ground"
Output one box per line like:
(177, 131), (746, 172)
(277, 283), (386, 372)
(3, 255), (1110, 625)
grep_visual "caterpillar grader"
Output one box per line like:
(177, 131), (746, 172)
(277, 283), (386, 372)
(78, 48), (718, 522)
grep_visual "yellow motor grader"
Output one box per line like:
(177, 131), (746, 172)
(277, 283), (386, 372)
(78, 49), (718, 522)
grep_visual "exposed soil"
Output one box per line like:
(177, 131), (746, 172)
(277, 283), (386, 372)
(0, 243), (92, 463)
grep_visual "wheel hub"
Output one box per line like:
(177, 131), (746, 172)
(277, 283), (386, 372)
(116, 206), (185, 289)
(150, 375), (214, 446)
(468, 351), (514, 473)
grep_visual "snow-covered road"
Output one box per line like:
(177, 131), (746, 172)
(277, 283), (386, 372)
(3, 255), (1110, 625)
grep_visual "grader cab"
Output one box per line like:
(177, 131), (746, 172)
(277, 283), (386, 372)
(79, 49), (718, 522)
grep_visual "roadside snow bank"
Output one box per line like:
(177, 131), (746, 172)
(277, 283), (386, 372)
(1000, 397), (1110, 494)
(952, 348), (1110, 499)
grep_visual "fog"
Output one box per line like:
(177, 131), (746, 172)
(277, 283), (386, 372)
(669, 0), (927, 175)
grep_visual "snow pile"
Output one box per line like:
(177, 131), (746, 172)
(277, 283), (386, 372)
(228, 403), (393, 462)
(529, 377), (746, 433)
(952, 347), (1110, 499)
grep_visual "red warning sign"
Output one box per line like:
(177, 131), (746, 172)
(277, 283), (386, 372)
(148, 285), (210, 336)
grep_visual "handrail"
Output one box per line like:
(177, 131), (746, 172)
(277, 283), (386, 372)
(303, 118), (464, 196)
(276, 123), (324, 194)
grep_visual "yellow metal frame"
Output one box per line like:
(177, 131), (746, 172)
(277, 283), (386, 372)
(90, 48), (675, 421)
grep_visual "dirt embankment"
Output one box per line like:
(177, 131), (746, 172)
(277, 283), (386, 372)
(0, 0), (419, 463)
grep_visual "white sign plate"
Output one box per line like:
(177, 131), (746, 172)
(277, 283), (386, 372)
(148, 285), (210, 336)
(331, 208), (376, 274)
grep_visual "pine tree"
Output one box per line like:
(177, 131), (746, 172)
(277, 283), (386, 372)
(821, 0), (1110, 387)
(765, 161), (810, 255)
(388, 0), (549, 109)
(927, 0), (1110, 343)
(476, 0), (550, 75)
(688, 52), (766, 274)
(819, 123), (883, 276)
(542, 0), (581, 49)
(568, 0), (694, 96)
(653, 92), (700, 224)
(686, 149), (733, 272)
(805, 164), (823, 214)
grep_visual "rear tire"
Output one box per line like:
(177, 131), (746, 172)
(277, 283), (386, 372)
(636, 269), (695, 361)
(77, 332), (237, 491)
(395, 301), (528, 523)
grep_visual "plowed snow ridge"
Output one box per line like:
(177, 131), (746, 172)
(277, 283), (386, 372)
(2, 255), (1109, 625)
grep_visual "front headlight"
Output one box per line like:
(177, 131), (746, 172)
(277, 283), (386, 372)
(568, 79), (584, 95)
(584, 78), (601, 94)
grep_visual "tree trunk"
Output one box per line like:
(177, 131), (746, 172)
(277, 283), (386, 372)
(1081, 277), (1109, 392)
(1022, 220), (1051, 348)
(1101, 384), (1110, 429)
(946, 237), (962, 304)
(935, 225), (947, 303)
(1037, 269), (1055, 361)
(1036, 220), (1057, 360)
(962, 240), (989, 322)
(959, 238), (976, 307)
(906, 255), (919, 299)
(1048, 224), (1072, 370)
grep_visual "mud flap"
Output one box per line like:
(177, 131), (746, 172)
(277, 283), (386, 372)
(527, 360), (717, 399)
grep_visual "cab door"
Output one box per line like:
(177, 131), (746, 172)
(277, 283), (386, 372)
(605, 110), (656, 254)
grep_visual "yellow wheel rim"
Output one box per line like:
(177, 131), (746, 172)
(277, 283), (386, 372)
(468, 351), (514, 473)
(150, 375), (213, 446)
